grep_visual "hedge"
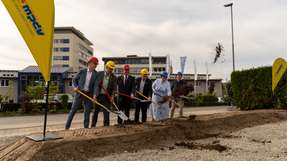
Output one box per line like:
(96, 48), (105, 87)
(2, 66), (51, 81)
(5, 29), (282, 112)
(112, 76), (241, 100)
(231, 66), (287, 110)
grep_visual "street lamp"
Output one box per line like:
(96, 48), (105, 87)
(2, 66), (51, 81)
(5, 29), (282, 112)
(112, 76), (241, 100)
(224, 3), (235, 72)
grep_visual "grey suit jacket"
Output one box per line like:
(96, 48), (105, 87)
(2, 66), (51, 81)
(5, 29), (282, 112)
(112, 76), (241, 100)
(73, 69), (97, 95)
(94, 71), (117, 97)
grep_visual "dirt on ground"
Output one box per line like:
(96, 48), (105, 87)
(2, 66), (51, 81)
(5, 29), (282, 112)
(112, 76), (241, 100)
(1, 110), (287, 161)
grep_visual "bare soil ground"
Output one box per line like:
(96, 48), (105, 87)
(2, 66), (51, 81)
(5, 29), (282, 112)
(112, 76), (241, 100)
(1, 110), (287, 161)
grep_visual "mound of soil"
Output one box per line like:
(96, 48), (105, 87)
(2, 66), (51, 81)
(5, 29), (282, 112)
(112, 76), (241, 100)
(1, 110), (287, 161)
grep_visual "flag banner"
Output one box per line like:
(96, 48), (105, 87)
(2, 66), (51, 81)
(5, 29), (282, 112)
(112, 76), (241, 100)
(272, 58), (287, 91)
(2, 0), (55, 81)
(180, 56), (187, 74)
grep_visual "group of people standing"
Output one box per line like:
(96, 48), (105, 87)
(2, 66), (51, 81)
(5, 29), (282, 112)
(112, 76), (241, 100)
(65, 56), (187, 130)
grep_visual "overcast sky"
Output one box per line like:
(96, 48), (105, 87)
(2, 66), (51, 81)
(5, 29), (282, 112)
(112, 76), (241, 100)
(0, 0), (286, 80)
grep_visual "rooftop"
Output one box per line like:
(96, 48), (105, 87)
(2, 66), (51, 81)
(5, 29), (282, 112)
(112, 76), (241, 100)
(0, 70), (18, 73)
(20, 66), (71, 74)
(55, 27), (93, 46)
(102, 55), (167, 60)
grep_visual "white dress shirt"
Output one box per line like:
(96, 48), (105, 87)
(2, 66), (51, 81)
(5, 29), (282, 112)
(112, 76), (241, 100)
(83, 69), (93, 91)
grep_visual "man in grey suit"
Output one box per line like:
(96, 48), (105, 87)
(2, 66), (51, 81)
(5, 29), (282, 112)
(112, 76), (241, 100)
(65, 57), (99, 129)
(91, 61), (117, 127)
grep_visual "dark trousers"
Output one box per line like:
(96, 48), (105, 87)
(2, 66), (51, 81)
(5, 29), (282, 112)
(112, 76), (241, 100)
(91, 95), (110, 127)
(118, 96), (131, 124)
(65, 92), (93, 129)
(134, 102), (149, 123)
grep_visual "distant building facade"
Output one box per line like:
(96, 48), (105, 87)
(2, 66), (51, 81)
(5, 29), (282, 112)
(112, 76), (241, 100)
(0, 70), (18, 103)
(102, 55), (223, 97)
(102, 55), (172, 76)
(53, 27), (94, 72)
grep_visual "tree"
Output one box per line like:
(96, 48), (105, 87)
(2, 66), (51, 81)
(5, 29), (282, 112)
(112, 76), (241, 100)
(26, 84), (59, 101)
(213, 43), (224, 64)
(60, 94), (69, 111)
(0, 95), (3, 111)
(26, 85), (45, 100)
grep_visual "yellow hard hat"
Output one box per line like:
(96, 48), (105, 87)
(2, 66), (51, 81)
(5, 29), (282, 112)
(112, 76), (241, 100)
(140, 68), (149, 76)
(106, 61), (116, 70)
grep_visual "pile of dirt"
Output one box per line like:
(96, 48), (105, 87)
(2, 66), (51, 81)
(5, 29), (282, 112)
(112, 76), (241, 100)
(1, 110), (287, 161)
(174, 141), (229, 152)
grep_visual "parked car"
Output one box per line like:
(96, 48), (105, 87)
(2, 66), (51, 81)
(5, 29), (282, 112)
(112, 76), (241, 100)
(217, 97), (224, 103)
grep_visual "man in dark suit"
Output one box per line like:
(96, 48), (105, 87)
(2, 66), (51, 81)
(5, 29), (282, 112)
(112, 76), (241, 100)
(117, 64), (135, 124)
(134, 68), (152, 123)
(170, 72), (186, 118)
(65, 57), (99, 129)
(91, 60), (117, 127)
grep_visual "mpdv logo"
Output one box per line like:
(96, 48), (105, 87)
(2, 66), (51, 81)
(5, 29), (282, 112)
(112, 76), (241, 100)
(21, 0), (44, 35)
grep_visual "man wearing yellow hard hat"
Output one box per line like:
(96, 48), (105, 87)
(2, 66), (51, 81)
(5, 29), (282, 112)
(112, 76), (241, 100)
(91, 60), (117, 127)
(134, 68), (152, 123)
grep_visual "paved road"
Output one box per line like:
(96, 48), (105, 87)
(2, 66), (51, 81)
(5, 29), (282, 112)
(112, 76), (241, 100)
(0, 106), (233, 137)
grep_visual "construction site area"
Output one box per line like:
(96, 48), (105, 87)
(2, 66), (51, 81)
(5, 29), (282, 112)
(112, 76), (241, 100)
(1, 108), (287, 161)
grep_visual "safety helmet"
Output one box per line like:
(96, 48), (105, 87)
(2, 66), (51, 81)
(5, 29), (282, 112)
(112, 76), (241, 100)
(123, 64), (130, 71)
(160, 71), (168, 78)
(106, 61), (116, 70)
(140, 68), (149, 76)
(88, 56), (98, 65)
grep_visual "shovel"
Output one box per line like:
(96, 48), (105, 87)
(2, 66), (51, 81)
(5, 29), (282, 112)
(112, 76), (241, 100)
(76, 90), (128, 121)
(111, 102), (128, 121)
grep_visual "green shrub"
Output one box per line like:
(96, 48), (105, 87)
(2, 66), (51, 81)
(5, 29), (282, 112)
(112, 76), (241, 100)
(231, 66), (287, 110)
(60, 94), (69, 111)
(194, 94), (218, 106)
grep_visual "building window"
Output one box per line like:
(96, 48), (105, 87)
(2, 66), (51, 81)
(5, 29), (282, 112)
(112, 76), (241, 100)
(62, 39), (70, 43)
(63, 56), (69, 60)
(61, 48), (70, 52)
(0, 80), (9, 87)
(54, 39), (59, 43)
(54, 39), (70, 44)
(79, 59), (87, 66)
(79, 44), (93, 56)
(54, 47), (70, 52)
(152, 58), (166, 64)
(62, 65), (69, 67)
(53, 56), (70, 61)
(88, 50), (93, 55)
(21, 75), (27, 80)
(53, 56), (62, 60)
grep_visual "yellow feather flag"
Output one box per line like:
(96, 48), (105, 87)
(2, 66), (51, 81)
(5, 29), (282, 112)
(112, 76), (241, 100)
(272, 58), (287, 92)
(2, 0), (55, 81)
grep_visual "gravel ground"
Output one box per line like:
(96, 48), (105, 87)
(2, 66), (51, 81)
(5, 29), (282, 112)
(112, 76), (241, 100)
(93, 121), (287, 161)
(1, 110), (287, 161)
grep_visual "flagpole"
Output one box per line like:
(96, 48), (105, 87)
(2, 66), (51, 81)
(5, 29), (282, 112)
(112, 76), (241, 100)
(43, 81), (50, 139)
(193, 60), (197, 95)
(205, 62), (209, 93)
(149, 52), (153, 78)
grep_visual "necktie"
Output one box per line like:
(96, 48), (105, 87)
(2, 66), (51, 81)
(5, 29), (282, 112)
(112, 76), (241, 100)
(124, 76), (128, 86)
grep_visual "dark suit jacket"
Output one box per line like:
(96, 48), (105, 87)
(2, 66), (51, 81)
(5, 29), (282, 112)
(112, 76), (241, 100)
(135, 77), (152, 98)
(117, 75), (135, 95)
(94, 71), (117, 97)
(171, 79), (186, 96)
(73, 69), (97, 95)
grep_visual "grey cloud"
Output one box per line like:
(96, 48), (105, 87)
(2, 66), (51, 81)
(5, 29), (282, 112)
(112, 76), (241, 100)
(0, 0), (287, 79)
